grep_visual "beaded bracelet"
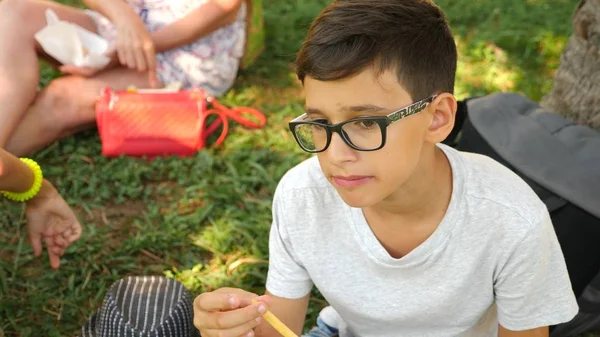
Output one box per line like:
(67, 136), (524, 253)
(1, 158), (44, 202)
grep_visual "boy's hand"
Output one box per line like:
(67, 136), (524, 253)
(193, 287), (269, 337)
(25, 180), (82, 270)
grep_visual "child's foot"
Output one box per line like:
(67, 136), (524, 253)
(303, 306), (340, 337)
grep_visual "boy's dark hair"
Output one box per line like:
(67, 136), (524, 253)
(296, 0), (457, 101)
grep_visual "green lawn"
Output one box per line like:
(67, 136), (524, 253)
(0, 0), (578, 335)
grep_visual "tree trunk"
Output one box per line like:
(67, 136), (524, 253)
(540, 0), (600, 130)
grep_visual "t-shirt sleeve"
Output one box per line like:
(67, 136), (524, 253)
(265, 186), (313, 299)
(494, 208), (579, 330)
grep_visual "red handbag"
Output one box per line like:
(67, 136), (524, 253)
(95, 87), (266, 157)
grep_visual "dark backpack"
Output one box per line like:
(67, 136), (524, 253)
(443, 93), (600, 336)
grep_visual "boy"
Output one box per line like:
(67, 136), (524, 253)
(193, 0), (578, 336)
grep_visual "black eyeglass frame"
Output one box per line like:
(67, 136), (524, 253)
(288, 94), (438, 153)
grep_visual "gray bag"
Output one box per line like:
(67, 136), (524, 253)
(446, 92), (600, 336)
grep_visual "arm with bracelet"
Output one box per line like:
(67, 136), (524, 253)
(0, 150), (43, 201)
(0, 149), (82, 269)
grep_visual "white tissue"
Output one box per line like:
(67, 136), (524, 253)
(34, 9), (111, 69)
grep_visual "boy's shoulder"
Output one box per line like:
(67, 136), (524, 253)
(447, 145), (547, 225)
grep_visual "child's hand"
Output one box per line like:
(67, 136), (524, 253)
(25, 180), (82, 270)
(112, 11), (159, 88)
(59, 49), (120, 77)
(193, 287), (269, 337)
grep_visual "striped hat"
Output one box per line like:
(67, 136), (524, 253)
(79, 276), (200, 337)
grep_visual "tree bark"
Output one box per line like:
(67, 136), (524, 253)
(540, 0), (600, 130)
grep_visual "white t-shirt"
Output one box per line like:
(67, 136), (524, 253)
(266, 144), (578, 337)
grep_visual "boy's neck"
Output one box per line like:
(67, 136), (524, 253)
(364, 145), (453, 225)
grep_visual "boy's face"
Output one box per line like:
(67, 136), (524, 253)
(302, 66), (447, 208)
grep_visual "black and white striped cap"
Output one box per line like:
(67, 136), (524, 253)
(79, 276), (200, 337)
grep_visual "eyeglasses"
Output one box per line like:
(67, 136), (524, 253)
(288, 95), (438, 153)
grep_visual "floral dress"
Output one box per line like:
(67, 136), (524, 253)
(86, 0), (247, 95)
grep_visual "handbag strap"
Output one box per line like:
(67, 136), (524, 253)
(201, 96), (267, 147)
(208, 97), (267, 129)
(202, 110), (230, 147)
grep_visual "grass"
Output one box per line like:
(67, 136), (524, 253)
(0, 0), (579, 335)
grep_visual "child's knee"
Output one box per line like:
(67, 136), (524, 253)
(34, 79), (79, 131)
(0, 0), (32, 21)
(43, 78), (73, 109)
(40, 77), (101, 131)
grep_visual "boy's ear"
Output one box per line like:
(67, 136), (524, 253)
(425, 93), (457, 143)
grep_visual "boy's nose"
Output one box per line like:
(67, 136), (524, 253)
(326, 132), (358, 164)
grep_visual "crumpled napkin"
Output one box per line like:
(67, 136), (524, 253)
(34, 9), (111, 69)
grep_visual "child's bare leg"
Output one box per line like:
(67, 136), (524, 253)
(0, 0), (97, 147)
(5, 68), (155, 157)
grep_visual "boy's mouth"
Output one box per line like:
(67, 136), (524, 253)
(331, 175), (373, 187)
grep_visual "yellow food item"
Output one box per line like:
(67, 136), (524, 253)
(252, 299), (298, 337)
(82, 46), (89, 56)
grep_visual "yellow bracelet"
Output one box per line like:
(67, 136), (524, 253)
(1, 158), (44, 202)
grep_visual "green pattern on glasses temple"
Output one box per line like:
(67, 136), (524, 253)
(386, 94), (438, 123)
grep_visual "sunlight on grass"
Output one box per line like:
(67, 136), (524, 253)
(454, 31), (569, 101)
(455, 38), (520, 99)
(167, 252), (269, 294)
(537, 32), (569, 74)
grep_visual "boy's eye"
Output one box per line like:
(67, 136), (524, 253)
(352, 120), (378, 129)
(309, 118), (329, 124)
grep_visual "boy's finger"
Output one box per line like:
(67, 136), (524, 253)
(203, 303), (265, 330)
(195, 293), (241, 312)
(251, 295), (272, 305)
(203, 315), (262, 337)
(239, 294), (270, 308)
